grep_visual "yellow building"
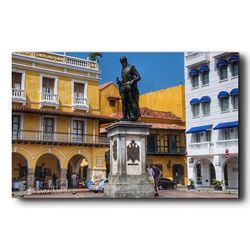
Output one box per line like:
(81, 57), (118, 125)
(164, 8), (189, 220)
(12, 52), (116, 190)
(99, 83), (188, 186)
(140, 84), (186, 122)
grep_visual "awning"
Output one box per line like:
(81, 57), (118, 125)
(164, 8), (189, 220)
(189, 69), (199, 76)
(199, 65), (210, 73)
(218, 91), (229, 98)
(228, 55), (239, 63)
(216, 59), (228, 67)
(200, 96), (211, 103)
(230, 88), (239, 96)
(213, 121), (238, 130)
(190, 98), (200, 105)
(186, 124), (213, 134)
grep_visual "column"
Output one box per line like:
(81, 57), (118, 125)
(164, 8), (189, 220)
(27, 167), (35, 189)
(60, 168), (68, 189)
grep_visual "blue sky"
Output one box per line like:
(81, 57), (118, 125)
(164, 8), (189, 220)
(57, 52), (184, 94)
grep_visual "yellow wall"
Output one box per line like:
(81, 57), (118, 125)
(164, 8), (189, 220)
(140, 84), (186, 122)
(99, 83), (121, 115)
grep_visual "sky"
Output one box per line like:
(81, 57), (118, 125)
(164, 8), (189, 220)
(56, 52), (184, 94)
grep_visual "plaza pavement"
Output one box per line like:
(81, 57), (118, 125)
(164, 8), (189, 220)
(12, 188), (238, 199)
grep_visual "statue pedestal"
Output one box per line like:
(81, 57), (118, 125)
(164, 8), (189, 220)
(104, 121), (155, 198)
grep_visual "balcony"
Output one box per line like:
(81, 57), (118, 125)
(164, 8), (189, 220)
(41, 92), (59, 107)
(13, 52), (99, 71)
(185, 52), (210, 67)
(12, 130), (109, 146)
(188, 142), (214, 156)
(12, 88), (26, 104)
(147, 146), (186, 156)
(72, 96), (89, 111)
(215, 139), (238, 155)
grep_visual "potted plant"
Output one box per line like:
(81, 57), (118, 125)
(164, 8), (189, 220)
(212, 179), (223, 191)
(187, 179), (195, 190)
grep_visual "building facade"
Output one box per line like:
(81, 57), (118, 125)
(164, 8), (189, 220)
(184, 52), (239, 189)
(99, 83), (188, 186)
(12, 52), (116, 191)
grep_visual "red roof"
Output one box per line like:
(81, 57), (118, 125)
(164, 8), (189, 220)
(110, 107), (182, 121)
(148, 123), (185, 130)
(12, 105), (117, 122)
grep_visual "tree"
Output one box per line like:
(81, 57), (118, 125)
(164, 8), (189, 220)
(88, 52), (102, 62)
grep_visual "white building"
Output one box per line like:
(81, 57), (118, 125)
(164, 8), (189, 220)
(184, 52), (239, 189)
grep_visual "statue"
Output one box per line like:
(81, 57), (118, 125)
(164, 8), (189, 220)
(116, 56), (141, 121)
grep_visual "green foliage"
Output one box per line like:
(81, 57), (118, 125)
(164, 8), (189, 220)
(212, 179), (223, 187)
(189, 179), (195, 185)
(88, 52), (102, 61)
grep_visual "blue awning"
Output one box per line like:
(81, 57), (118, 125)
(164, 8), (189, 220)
(186, 124), (213, 134)
(228, 55), (239, 63)
(230, 88), (239, 96)
(190, 98), (200, 105)
(213, 121), (238, 130)
(200, 96), (211, 103)
(199, 65), (210, 73)
(189, 69), (199, 76)
(218, 91), (229, 98)
(216, 59), (228, 67)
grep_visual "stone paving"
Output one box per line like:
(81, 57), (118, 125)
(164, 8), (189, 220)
(12, 188), (238, 199)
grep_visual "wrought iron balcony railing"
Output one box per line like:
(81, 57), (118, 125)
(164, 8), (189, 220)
(147, 146), (186, 155)
(12, 130), (109, 145)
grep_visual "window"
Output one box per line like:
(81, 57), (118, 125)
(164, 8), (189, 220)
(43, 117), (54, 140)
(220, 97), (229, 112)
(12, 115), (20, 131)
(232, 95), (238, 110)
(232, 62), (238, 77)
(202, 71), (209, 85)
(220, 127), (238, 140)
(74, 82), (85, 98)
(12, 115), (21, 138)
(42, 77), (55, 94)
(72, 120), (85, 142)
(192, 75), (199, 88)
(147, 134), (157, 153)
(194, 133), (201, 143)
(12, 72), (22, 89)
(206, 130), (211, 142)
(220, 65), (228, 80)
(202, 102), (210, 115)
(192, 104), (200, 117)
(109, 99), (116, 107)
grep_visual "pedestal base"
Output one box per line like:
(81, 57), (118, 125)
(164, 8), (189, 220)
(104, 174), (155, 198)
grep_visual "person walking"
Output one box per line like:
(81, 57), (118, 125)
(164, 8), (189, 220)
(152, 164), (162, 197)
(71, 172), (77, 188)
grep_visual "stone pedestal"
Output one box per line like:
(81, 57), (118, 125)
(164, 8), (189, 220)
(104, 121), (155, 198)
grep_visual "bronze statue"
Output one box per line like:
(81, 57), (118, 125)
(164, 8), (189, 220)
(116, 56), (141, 121)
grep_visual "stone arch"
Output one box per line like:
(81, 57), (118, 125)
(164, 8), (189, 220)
(33, 147), (65, 168)
(34, 153), (61, 189)
(12, 152), (29, 190)
(12, 147), (33, 166)
(65, 149), (92, 169)
(222, 156), (238, 188)
(193, 158), (215, 187)
(66, 151), (91, 188)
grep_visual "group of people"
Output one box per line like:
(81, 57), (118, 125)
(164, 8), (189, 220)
(147, 164), (162, 197)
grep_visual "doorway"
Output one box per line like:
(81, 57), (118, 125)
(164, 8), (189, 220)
(172, 164), (184, 185)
